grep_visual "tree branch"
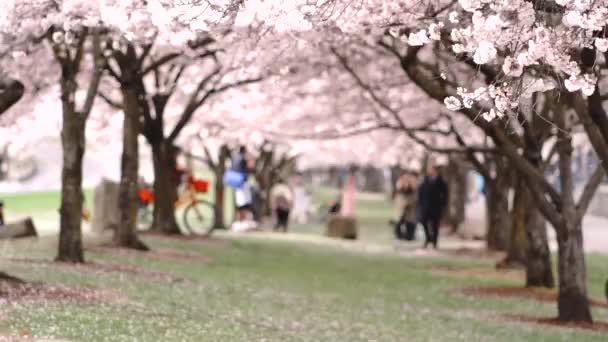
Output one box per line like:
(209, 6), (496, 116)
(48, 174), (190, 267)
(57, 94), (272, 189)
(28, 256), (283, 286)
(142, 53), (181, 76)
(98, 91), (122, 109)
(80, 29), (103, 117)
(576, 164), (605, 224)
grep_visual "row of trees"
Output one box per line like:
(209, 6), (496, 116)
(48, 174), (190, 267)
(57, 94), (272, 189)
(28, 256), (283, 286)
(220, 0), (608, 324)
(0, 1), (284, 261)
(1, 0), (607, 324)
(308, 0), (606, 323)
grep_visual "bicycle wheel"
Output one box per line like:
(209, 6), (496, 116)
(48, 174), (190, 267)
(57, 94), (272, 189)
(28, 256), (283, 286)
(182, 199), (215, 234)
(137, 206), (153, 231)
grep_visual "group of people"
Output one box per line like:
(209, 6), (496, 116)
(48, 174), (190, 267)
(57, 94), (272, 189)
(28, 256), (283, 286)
(227, 145), (294, 232)
(393, 164), (448, 249)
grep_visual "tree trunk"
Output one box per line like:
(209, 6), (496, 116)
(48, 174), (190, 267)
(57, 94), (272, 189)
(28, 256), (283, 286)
(389, 165), (403, 198)
(213, 168), (226, 229)
(212, 145), (229, 229)
(445, 155), (467, 233)
(150, 141), (180, 234)
(485, 180), (510, 251)
(361, 166), (384, 193)
(115, 85), (148, 250)
(554, 108), (591, 322)
(499, 177), (527, 268)
(523, 192), (554, 288)
(57, 81), (85, 263)
(520, 123), (555, 288)
(0, 77), (25, 114)
(328, 167), (340, 187)
(556, 222), (592, 322)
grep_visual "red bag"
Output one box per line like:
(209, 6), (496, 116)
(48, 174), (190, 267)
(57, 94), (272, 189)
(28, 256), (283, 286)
(138, 189), (154, 204)
(191, 179), (209, 193)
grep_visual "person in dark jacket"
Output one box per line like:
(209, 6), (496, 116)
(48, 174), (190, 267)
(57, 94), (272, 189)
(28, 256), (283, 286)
(417, 164), (448, 249)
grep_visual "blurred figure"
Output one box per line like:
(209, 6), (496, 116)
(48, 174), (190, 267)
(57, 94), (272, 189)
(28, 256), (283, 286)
(393, 172), (418, 240)
(417, 164), (448, 249)
(0, 200), (5, 226)
(328, 196), (341, 215)
(291, 173), (312, 224)
(270, 180), (293, 232)
(340, 167), (357, 217)
(232, 145), (254, 222)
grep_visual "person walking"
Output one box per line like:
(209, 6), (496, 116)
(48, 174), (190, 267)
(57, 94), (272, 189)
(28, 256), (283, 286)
(417, 164), (448, 249)
(230, 145), (256, 226)
(393, 172), (418, 240)
(270, 180), (293, 232)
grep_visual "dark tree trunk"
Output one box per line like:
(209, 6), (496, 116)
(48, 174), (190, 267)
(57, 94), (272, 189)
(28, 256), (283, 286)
(554, 111), (591, 322)
(115, 83), (148, 250)
(445, 155), (467, 233)
(0, 77), (25, 114)
(56, 69), (85, 263)
(485, 172), (510, 251)
(556, 222), (592, 322)
(523, 192), (554, 288)
(361, 166), (384, 193)
(499, 177), (527, 268)
(57, 113), (85, 262)
(212, 145), (229, 229)
(520, 125), (555, 288)
(328, 167), (340, 187)
(389, 165), (403, 198)
(150, 140), (180, 234)
(262, 185), (273, 218)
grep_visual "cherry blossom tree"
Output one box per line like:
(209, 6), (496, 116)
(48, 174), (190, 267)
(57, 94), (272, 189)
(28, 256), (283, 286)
(0, 0), (109, 262)
(325, 0), (608, 322)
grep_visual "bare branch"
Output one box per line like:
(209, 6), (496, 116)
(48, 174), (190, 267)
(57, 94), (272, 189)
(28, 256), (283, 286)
(80, 29), (103, 117)
(576, 164), (605, 224)
(98, 91), (122, 109)
(142, 52), (181, 75)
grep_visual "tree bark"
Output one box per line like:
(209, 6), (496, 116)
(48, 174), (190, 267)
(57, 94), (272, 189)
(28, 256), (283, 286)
(212, 144), (229, 229)
(56, 71), (85, 263)
(485, 164), (510, 251)
(389, 165), (403, 198)
(556, 221), (592, 322)
(499, 177), (527, 268)
(445, 155), (467, 233)
(115, 83), (148, 251)
(554, 108), (591, 322)
(523, 190), (554, 288)
(150, 140), (180, 234)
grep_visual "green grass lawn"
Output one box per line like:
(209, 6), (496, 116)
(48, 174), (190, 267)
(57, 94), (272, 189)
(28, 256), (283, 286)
(0, 235), (607, 341)
(0, 187), (607, 341)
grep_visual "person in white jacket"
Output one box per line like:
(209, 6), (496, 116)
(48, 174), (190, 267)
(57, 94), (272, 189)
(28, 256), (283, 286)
(270, 181), (294, 232)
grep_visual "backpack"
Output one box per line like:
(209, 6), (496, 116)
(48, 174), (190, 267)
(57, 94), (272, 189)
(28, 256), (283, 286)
(224, 169), (246, 188)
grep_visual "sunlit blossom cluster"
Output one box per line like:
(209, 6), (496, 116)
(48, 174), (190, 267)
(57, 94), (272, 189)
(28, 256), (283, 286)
(388, 0), (608, 120)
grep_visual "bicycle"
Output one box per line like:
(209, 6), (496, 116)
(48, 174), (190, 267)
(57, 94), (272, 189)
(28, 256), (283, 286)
(137, 174), (216, 234)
